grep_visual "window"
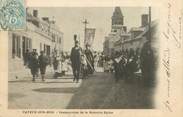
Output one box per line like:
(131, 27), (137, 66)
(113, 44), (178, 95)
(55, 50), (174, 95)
(52, 34), (55, 42)
(131, 42), (133, 45)
(59, 37), (61, 44)
(56, 36), (58, 43)
(40, 43), (42, 51)
(12, 34), (21, 58)
(22, 36), (32, 57)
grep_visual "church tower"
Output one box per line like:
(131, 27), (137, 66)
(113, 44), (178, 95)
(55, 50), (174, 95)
(111, 7), (126, 34)
(111, 7), (124, 25)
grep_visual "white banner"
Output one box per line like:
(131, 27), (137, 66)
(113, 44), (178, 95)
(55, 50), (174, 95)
(84, 28), (96, 46)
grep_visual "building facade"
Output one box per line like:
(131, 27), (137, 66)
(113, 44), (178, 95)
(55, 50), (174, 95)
(8, 9), (64, 80)
(119, 16), (158, 53)
(114, 33), (131, 52)
(121, 26), (145, 51)
(103, 7), (127, 56)
(104, 7), (157, 56)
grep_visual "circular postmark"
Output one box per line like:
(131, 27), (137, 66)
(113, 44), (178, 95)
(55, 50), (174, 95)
(9, 17), (17, 25)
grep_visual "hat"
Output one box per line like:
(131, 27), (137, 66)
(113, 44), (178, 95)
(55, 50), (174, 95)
(74, 34), (79, 44)
(75, 40), (79, 44)
(74, 34), (77, 39)
(74, 34), (78, 41)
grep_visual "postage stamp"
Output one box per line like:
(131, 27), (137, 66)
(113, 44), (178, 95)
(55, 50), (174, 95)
(0, 0), (26, 30)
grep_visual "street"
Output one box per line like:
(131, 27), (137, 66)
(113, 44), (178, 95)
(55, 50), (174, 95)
(8, 71), (154, 109)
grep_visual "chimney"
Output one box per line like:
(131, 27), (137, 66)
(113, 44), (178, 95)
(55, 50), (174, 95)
(33, 10), (38, 17)
(141, 14), (149, 27)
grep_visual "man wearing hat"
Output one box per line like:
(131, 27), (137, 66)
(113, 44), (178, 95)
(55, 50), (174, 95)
(38, 51), (49, 81)
(70, 35), (82, 83)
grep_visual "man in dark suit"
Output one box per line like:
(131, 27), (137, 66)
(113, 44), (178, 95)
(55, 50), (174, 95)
(70, 35), (82, 83)
(38, 51), (49, 81)
(29, 53), (39, 82)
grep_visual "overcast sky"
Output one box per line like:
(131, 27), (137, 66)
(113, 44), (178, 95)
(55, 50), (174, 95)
(29, 7), (159, 51)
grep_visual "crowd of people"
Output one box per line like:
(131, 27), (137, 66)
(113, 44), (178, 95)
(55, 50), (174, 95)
(23, 49), (49, 82)
(24, 49), (72, 82)
(23, 35), (156, 86)
(52, 52), (71, 78)
(23, 35), (99, 82)
(103, 40), (156, 86)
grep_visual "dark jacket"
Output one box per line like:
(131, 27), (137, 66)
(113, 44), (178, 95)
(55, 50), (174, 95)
(70, 46), (82, 68)
(38, 55), (49, 68)
(140, 41), (154, 71)
(29, 55), (39, 69)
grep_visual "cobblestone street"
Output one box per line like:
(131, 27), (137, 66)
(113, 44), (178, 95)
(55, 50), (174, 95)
(8, 71), (155, 109)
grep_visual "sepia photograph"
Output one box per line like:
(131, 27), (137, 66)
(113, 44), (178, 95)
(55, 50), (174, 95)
(7, 7), (160, 109)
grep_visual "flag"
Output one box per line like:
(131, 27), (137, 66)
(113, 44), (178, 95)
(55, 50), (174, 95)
(84, 28), (96, 47)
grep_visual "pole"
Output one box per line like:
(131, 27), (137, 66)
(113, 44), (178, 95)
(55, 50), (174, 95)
(82, 19), (89, 47)
(84, 54), (95, 72)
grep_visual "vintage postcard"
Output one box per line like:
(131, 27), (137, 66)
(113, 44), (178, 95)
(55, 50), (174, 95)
(0, 0), (183, 117)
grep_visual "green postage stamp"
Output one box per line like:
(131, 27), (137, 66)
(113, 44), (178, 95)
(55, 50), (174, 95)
(0, 0), (26, 30)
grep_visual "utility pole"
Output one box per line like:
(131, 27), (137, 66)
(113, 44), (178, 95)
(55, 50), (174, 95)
(82, 19), (89, 47)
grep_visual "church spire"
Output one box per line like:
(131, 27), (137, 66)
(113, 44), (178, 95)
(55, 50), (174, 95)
(112, 7), (124, 25)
